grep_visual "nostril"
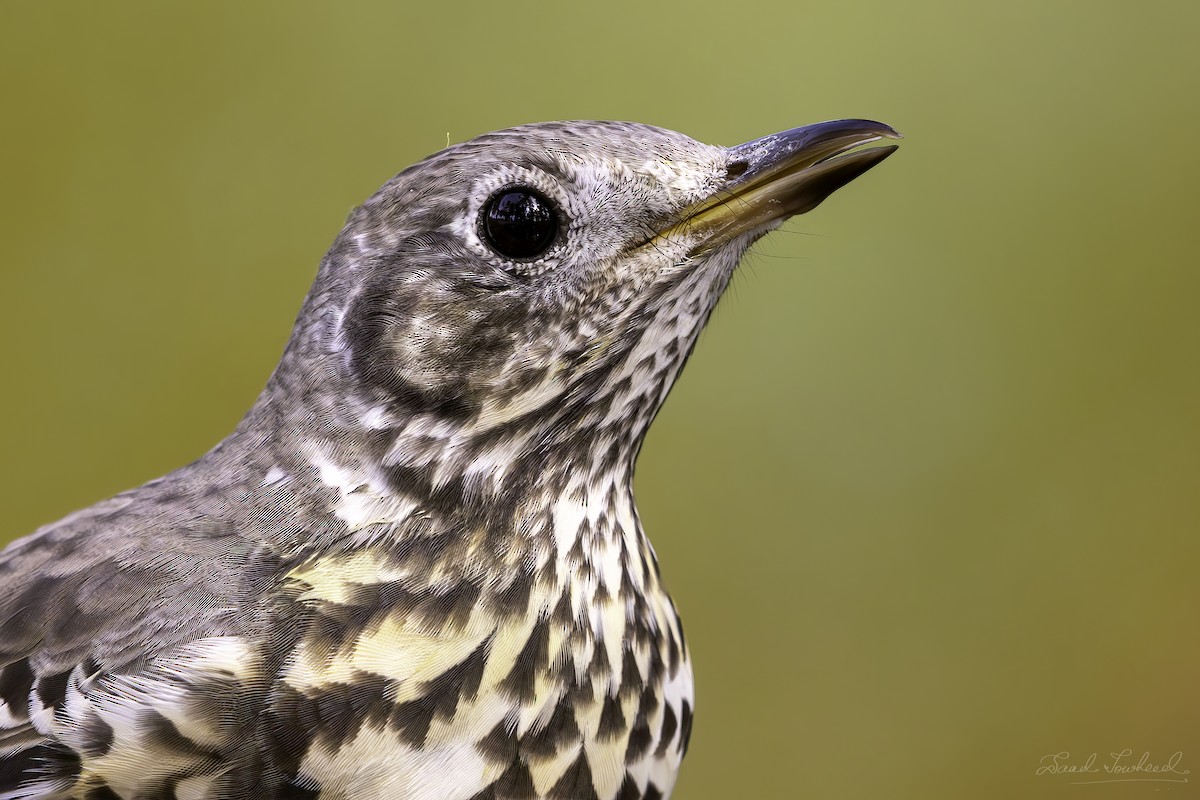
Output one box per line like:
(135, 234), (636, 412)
(726, 160), (749, 181)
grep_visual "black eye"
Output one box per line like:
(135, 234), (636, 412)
(481, 187), (559, 260)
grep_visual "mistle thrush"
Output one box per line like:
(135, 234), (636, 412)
(0, 119), (898, 800)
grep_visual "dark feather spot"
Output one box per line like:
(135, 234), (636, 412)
(310, 686), (362, 746)
(141, 710), (218, 761)
(655, 704), (677, 757)
(499, 617), (549, 703)
(0, 745), (41, 791)
(0, 659), (34, 721)
(586, 640), (610, 682)
(0, 743), (81, 792)
(617, 650), (641, 701)
(616, 774), (643, 800)
(520, 698), (580, 759)
(624, 721), (653, 761)
(548, 750), (599, 800)
(565, 671), (595, 705)
(299, 606), (363, 658)
(421, 633), (492, 720)
(345, 674), (393, 731)
(493, 759), (536, 799)
(666, 633), (681, 677)
(36, 669), (71, 711)
(477, 716), (519, 763)
(388, 695), (438, 748)
(597, 694), (626, 740)
(279, 783), (322, 800)
(79, 712), (115, 758)
(634, 686), (659, 723)
(494, 571), (535, 618)
(678, 700), (693, 755)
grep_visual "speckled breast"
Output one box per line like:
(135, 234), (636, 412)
(272, 529), (694, 800)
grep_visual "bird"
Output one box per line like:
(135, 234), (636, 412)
(0, 118), (898, 800)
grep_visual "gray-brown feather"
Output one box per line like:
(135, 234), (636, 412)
(0, 120), (754, 800)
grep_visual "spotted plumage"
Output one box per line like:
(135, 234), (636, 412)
(0, 119), (897, 799)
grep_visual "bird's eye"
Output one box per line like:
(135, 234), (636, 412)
(481, 187), (559, 261)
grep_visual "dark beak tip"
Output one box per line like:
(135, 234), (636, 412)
(826, 118), (902, 140)
(728, 118), (901, 174)
(871, 121), (903, 140)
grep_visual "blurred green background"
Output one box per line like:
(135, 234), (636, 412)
(2, 2), (1197, 798)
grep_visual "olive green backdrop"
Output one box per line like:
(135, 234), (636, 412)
(2, 2), (1197, 798)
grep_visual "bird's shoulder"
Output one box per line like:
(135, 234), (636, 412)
(0, 476), (292, 672)
(0, 473), (310, 798)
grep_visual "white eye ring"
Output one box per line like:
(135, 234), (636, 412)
(458, 166), (571, 276)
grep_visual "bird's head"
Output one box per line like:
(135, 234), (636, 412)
(278, 120), (898, 487)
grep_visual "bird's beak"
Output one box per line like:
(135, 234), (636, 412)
(658, 119), (900, 252)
